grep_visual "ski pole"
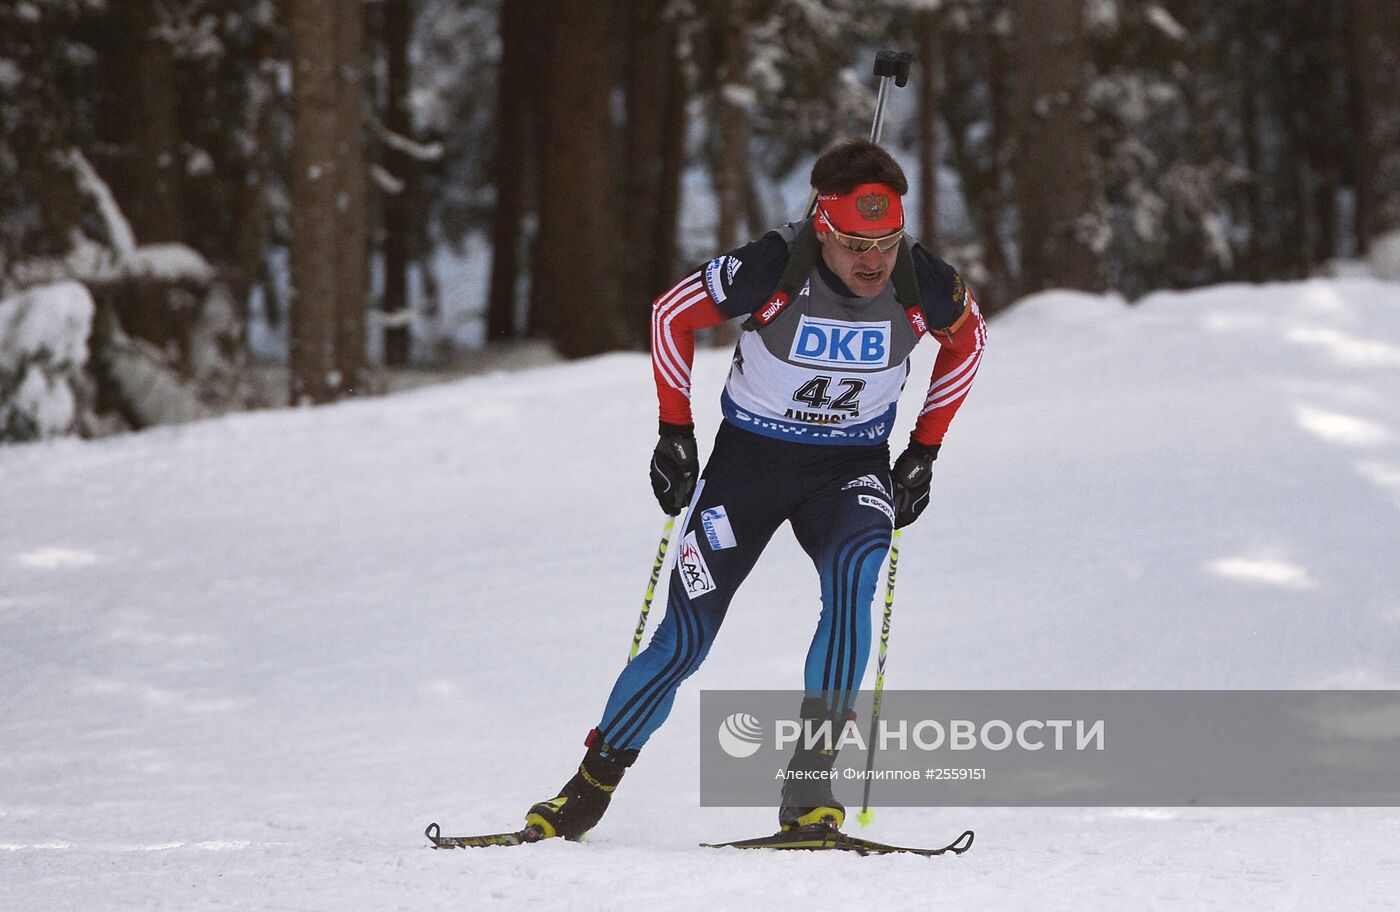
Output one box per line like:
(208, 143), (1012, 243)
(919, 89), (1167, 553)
(856, 527), (901, 827)
(868, 49), (913, 144)
(804, 49), (913, 217)
(629, 514), (678, 662)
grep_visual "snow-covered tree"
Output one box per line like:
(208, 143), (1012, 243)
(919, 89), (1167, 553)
(0, 282), (95, 442)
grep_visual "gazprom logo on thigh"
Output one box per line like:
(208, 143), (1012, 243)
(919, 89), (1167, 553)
(789, 316), (891, 369)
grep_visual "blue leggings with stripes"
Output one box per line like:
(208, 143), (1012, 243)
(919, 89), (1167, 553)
(597, 422), (894, 751)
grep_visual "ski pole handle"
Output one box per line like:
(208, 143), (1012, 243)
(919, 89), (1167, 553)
(873, 49), (914, 86)
(629, 514), (678, 662)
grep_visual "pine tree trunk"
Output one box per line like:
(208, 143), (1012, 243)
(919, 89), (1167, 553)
(289, 0), (342, 403)
(1348, 0), (1400, 250)
(1288, 1), (1344, 267)
(381, 0), (414, 365)
(1285, 38), (1315, 276)
(709, 0), (748, 348)
(231, 21), (285, 329)
(917, 10), (941, 246)
(1240, 8), (1266, 282)
(651, 43), (686, 305)
(621, 0), (681, 345)
(531, 0), (625, 358)
(334, 0), (368, 391)
(713, 0), (749, 254)
(486, 0), (536, 344)
(103, 0), (183, 246)
(289, 0), (366, 401)
(943, 23), (1011, 309)
(96, 0), (186, 355)
(985, 27), (1013, 305)
(1306, 1), (1343, 263)
(1008, 0), (1105, 294)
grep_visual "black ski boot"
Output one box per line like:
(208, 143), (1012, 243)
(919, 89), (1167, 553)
(526, 731), (638, 841)
(778, 698), (849, 831)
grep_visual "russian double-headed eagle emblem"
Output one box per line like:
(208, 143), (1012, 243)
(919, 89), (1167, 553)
(856, 193), (890, 221)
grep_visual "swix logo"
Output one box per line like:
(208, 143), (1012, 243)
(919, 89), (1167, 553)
(789, 316), (891, 368)
(755, 292), (790, 325)
(908, 308), (928, 336)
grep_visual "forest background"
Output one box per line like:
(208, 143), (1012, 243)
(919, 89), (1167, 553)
(1, 0), (1398, 440)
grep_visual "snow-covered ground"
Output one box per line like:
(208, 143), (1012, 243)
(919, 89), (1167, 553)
(4, 278), (1400, 909)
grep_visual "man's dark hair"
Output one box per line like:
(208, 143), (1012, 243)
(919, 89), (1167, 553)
(810, 140), (908, 195)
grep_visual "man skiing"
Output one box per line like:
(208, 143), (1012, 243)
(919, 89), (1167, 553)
(526, 140), (986, 841)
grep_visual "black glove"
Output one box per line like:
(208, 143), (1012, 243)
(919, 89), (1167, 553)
(649, 422), (699, 515)
(891, 441), (939, 529)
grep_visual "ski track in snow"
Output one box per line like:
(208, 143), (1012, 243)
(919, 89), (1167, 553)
(3, 279), (1400, 909)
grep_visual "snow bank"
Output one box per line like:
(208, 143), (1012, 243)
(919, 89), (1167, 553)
(0, 280), (95, 440)
(3, 277), (1400, 908)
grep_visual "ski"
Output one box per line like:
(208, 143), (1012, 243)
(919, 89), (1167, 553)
(702, 825), (974, 857)
(425, 820), (972, 856)
(424, 822), (546, 849)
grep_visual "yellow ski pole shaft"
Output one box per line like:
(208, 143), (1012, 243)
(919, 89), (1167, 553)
(629, 514), (678, 662)
(857, 528), (901, 826)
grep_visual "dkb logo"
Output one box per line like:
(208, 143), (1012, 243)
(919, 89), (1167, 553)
(789, 316), (891, 369)
(717, 713), (764, 758)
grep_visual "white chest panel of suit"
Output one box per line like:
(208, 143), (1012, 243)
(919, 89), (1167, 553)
(721, 270), (921, 446)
